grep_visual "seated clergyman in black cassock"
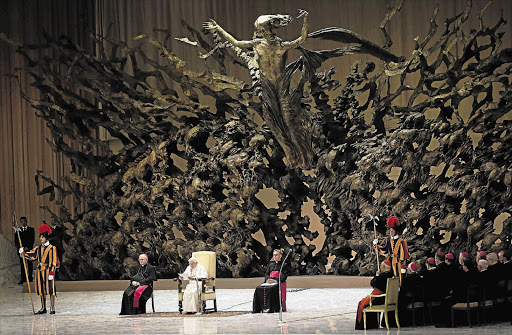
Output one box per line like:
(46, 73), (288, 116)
(434, 259), (479, 327)
(120, 254), (157, 315)
(354, 260), (394, 330)
(253, 249), (289, 313)
(396, 262), (422, 327)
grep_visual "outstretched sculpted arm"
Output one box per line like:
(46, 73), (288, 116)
(204, 19), (255, 48)
(284, 10), (309, 49)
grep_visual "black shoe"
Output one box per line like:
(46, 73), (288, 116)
(36, 309), (47, 314)
(50, 311), (55, 314)
(18, 280), (24, 285)
(28, 278), (33, 282)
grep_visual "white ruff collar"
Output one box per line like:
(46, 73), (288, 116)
(43, 241), (50, 246)
(391, 235), (399, 240)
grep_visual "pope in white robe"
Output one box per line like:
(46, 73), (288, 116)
(180, 257), (208, 313)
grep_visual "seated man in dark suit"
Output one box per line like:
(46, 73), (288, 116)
(422, 257), (437, 293)
(445, 253), (458, 270)
(435, 252), (447, 271)
(120, 254), (157, 315)
(435, 259), (479, 327)
(484, 252), (507, 321)
(443, 253), (460, 294)
(423, 255), (454, 324)
(476, 250), (486, 263)
(498, 249), (511, 277)
(486, 252), (506, 279)
(398, 263), (423, 326)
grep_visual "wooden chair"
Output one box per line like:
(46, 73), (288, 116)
(150, 275), (157, 312)
(488, 278), (507, 322)
(506, 278), (512, 322)
(402, 282), (425, 326)
(363, 277), (400, 330)
(450, 283), (481, 327)
(178, 251), (217, 313)
(422, 273), (444, 325)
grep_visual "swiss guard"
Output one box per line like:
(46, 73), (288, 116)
(19, 224), (58, 314)
(373, 216), (410, 283)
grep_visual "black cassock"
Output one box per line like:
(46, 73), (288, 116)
(120, 263), (157, 315)
(253, 260), (288, 313)
(395, 272), (423, 327)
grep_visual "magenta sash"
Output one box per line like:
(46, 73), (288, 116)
(270, 270), (281, 279)
(133, 285), (148, 308)
(270, 271), (287, 311)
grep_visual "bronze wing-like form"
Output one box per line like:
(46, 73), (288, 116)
(308, 27), (402, 63)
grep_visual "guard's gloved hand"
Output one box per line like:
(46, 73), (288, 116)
(19, 247), (24, 254)
(372, 239), (378, 246)
(49, 275), (54, 280)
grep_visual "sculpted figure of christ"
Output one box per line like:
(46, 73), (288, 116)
(204, 10), (314, 169)
(204, 10), (309, 85)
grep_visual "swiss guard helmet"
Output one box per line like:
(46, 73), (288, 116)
(386, 216), (404, 233)
(39, 224), (52, 238)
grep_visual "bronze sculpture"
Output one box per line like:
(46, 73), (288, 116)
(2, 1), (511, 279)
(202, 10), (401, 168)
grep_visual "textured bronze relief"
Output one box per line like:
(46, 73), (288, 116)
(2, 1), (511, 279)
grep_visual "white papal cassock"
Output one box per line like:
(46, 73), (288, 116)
(182, 263), (208, 313)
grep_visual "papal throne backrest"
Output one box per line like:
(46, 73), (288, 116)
(192, 251), (216, 283)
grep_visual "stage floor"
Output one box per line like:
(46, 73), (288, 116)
(1, 284), (510, 335)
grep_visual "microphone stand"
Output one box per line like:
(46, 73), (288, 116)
(278, 249), (292, 324)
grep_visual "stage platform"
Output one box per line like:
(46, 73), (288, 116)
(21, 275), (372, 293)
(3, 281), (510, 335)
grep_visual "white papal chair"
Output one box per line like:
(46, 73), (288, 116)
(178, 251), (217, 313)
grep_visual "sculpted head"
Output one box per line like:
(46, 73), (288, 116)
(254, 14), (293, 32)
